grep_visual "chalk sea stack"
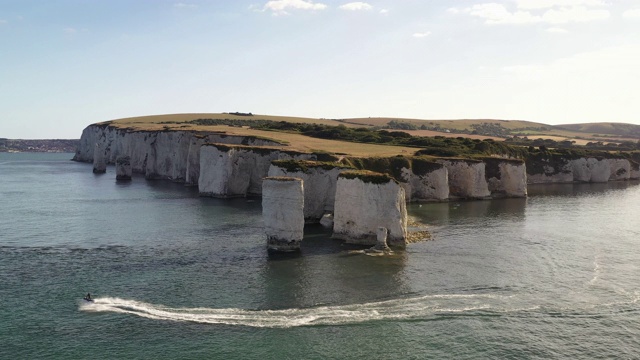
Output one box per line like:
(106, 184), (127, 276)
(262, 177), (305, 252)
(332, 171), (408, 247)
(92, 143), (106, 174)
(116, 156), (132, 180)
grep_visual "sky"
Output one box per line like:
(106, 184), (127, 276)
(1, 0), (640, 139)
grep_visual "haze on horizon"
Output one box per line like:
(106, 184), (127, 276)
(1, 0), (639, 139)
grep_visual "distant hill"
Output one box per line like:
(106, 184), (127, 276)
(0, 139), (79, 153)
(556, 123), (640, 138)
(339, 117), (551, 131)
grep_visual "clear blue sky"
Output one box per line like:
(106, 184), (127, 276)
(2, 0), (640, 138)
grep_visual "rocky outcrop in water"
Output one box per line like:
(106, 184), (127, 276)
(268, 160), (353, 223)
(262, 177), (305, 252)
(332, 171), (408, 247)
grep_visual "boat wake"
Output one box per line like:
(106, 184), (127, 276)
(79, 293), (527, 328)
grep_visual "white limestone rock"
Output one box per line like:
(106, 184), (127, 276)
(116, 156), (132, 180)
(400, 159), (449, 202)
(199, 144), (315, 197)
(332, 171), (407, 247)
(484, 158), (527, 198)
(571, 158), (610, 183)
(268, 160), (353, 222)
(319, 213), (334, 229)
(74, 124), (285, 183)
(526, 157), (573, 184)
(262, 177), (305, 252)
(185, 135), (208, 186)
(375, 227), (390, 251)
(436, 159), (490, 199)
(630, 161), (640, 180)
(608, 159), (631, 181)
(92, 143), (106, 174)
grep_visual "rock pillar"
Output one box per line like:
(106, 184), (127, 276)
(375, 227), (390, 251)
(332, 171), (408, 247)
(92, 143), (106, 174)
(116, 156), (132, 181)
(262, 177), (305, 252)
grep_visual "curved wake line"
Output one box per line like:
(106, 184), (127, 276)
(79, 293), (522, 328)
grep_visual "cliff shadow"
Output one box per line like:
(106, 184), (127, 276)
(408, 198), (527, 227)
(527, 180), (640, 198)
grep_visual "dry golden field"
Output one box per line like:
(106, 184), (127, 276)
(106, 118), (417, 157)
(101, 113), (639, 154)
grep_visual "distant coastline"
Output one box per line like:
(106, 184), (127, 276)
(0, 138), (79, 153)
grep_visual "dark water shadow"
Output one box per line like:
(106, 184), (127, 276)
(527, 180), (640, 197)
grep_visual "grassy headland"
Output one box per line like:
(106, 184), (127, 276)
(98, 112), (640, 160)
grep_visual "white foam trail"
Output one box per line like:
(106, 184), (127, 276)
(79, 294), (514, 328)
(589, 254), (602, 285)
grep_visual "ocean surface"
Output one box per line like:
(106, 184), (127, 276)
(1, 152), (640, 359)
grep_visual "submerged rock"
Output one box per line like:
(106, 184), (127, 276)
(319, 213), (334, 229)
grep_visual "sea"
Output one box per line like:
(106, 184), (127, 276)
(1, 152), (640, 359)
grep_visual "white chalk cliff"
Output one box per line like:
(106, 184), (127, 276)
(436, 159), (491, 199)
(198, 144), (316, 197)
(399, 160), (449, 202)
(527, 157), (639, 184)
(484, 158), (528, 198)
(332, 172), (407, 247)
(75, 124), (640, 210)
(73, 124), (283, 183)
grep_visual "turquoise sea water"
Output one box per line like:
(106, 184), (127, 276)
(1, 152), (640, 359)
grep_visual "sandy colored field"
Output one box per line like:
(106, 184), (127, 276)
(109, 121), (418, 157)
(104, 113), (363, 128)
(102, 113), (638, 155)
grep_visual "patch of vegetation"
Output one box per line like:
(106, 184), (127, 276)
(271, 160), (353, 173)
(265, 176), (299, 182)
(188, 118), (639, 164)
(339, 170), (395, 185)
(189, 119), (528, 157)
(344, 156), (411, 181)
(205, 143), (305, 157)
(387, 120), (418, 130)
(311, 151), (340, 162)
(411, 157), (443, 176)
